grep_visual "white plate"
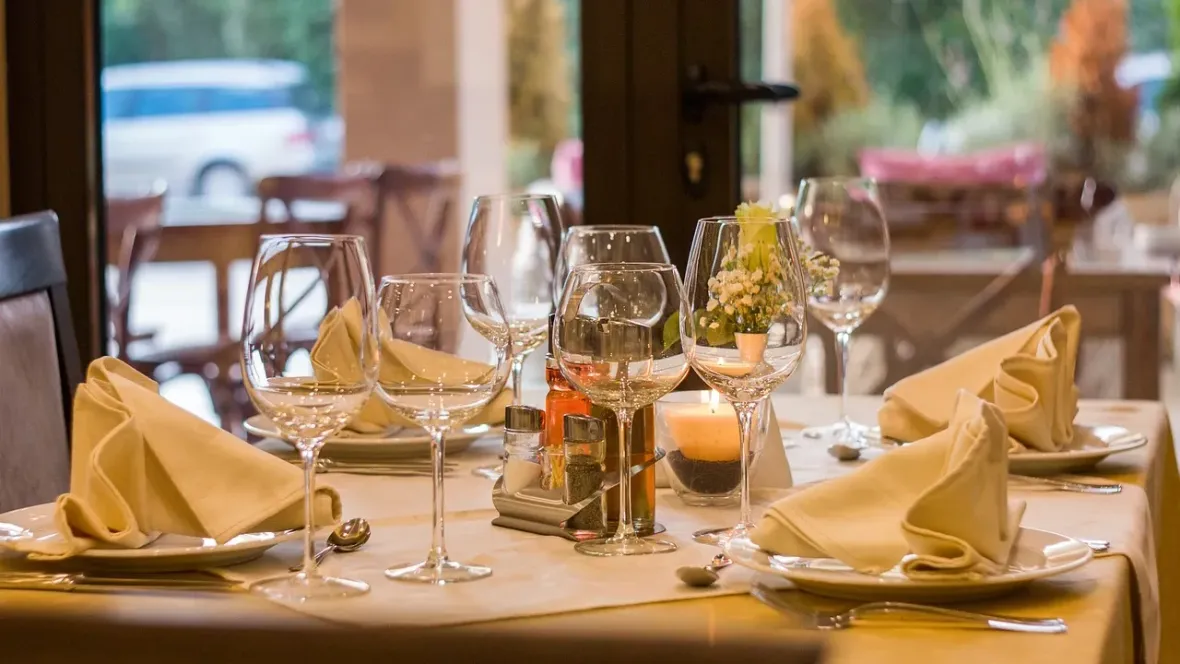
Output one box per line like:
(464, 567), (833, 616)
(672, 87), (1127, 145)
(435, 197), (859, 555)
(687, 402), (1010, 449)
(723, 527), (1092, 602)
(869, 424), (1146, 477)
(1008, 425), (1147, 476)
(244, 415), (498, 458)
(0, 503), (299, 572)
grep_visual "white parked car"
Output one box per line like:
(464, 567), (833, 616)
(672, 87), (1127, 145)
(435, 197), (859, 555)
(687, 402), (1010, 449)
(101, 59), (317, 197)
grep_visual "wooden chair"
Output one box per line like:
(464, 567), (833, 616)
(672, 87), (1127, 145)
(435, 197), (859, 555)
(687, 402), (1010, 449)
(256, 165), (383, 246)
(105, 185), (166, 360)
(376, 160), (461, 276)
(0, 211), (82, 512)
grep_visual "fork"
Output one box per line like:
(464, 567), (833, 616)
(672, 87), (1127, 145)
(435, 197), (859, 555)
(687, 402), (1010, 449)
(750, 583), (1067, 634)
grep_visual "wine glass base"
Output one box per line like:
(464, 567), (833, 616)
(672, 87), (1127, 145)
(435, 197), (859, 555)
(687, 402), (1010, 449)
(800, 421), (873, 447)
(471, 463), (503, 480)
(385, 559), (492, 585)
(574, 534), (677, 557)
(691, 523), (752, 547)
(250, 572), (370, 602)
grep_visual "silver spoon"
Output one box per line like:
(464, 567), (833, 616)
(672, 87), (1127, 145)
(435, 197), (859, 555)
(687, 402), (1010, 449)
(289, 518), (372, 572)
(676, 553), (733, 588)
(827, 443), (862, 461)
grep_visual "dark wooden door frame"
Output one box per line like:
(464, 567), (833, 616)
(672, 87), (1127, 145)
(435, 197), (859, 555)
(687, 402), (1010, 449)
(581, 0), (740, 271)
(5, 0), (105, 365)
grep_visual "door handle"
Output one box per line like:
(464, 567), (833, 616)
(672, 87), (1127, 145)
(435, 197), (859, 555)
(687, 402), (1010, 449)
(682, 65), (798, 122)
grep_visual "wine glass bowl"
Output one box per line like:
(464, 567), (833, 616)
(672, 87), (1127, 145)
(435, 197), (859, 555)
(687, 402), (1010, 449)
(240, 234), (377, 602)
(463, 193), (562, 401)
(680, 215), (809, 542)
(554, 263), (689, 556)
(554, 225), (671, 302)
(796, 177), (891, 447)
(376, 273), (511, 584)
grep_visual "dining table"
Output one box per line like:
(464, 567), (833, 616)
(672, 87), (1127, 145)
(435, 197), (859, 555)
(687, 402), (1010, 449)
(0, 393), (1174, 664)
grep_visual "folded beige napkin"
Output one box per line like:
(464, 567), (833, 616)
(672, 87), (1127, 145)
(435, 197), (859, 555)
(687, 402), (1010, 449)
(5, 358), (340, 559)
(879, 305), (1080, 453)
(310, 299), (510, 434)
(751, 392), (1025, 578)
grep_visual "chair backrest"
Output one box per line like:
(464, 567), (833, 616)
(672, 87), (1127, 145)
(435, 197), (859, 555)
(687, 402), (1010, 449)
(377, 160), (461, 276)
(0, 211), (81, 511)
(105, 187), (166, 360)
(256, 168), (381, 233)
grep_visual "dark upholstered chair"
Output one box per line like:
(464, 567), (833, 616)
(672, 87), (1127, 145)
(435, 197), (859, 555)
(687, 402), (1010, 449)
(0, 211), (82, 512)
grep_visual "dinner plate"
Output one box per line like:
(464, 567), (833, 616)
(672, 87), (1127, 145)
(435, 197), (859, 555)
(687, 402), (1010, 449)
(868, 424), (1146, 476)
(244, 414), (499, 458)
(723, 527), (1092, 602)
(0, 503), (299, 572)
(1007, 425), (1147, 476)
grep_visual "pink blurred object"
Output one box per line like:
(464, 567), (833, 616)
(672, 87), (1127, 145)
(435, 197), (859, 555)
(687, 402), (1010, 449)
(551, 138), (583, 193)
(858, 143), (1047, 186)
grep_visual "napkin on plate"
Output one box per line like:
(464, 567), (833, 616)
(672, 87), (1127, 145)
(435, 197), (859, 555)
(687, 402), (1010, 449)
(751, 391), (1025, 578)
(310, 299), (510, 434)
(4, 357), (340, 559)
(878, 305), (1080, 453)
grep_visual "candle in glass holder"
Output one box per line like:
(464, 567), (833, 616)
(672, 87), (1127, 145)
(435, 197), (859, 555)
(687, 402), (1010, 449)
(661, 391), (746, 501)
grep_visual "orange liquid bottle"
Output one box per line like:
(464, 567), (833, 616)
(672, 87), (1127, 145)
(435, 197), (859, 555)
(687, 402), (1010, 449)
(543, 323), (591, 488)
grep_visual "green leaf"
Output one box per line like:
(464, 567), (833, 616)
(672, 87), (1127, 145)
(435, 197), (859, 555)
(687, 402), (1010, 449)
(662, 311), (681, 350)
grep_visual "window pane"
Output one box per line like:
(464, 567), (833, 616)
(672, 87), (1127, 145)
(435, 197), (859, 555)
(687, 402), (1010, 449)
(206, 87), (290, 113)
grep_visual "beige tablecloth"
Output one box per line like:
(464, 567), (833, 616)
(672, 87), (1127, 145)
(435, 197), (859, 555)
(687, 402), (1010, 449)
(0, 396), (1174, 664)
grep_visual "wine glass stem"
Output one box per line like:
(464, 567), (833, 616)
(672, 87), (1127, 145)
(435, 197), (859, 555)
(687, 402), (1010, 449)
(612, 408), (637, 541)
(427, 427), (449, 567)
(510, 354), (526, 405)
(298, 445), (321, 580)
(733, 400), (758, 530)
(835, 330), (852, 431)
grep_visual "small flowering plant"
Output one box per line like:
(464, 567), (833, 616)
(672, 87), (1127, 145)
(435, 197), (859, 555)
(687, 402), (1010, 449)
(680, 202), (840, 346)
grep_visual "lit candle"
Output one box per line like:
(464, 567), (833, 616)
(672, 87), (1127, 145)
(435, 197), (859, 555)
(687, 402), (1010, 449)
(661, 390), (741, 462)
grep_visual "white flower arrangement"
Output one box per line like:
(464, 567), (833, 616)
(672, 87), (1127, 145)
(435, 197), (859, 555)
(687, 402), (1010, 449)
(701, 202), (839, 337)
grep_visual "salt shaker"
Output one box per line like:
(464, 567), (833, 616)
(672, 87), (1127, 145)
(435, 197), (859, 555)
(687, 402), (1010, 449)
(563, 414), (606, 533)
(502, 405), (544, 494)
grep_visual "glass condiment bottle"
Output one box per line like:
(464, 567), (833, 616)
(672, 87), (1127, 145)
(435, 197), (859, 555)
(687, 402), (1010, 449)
(502, 405), (544, 495)
(544, 315), (591, 489)
(596, 403), (657, 535)
(562, 414), (606, 533)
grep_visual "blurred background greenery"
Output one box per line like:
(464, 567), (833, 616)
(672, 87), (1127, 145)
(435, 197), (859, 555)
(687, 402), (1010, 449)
(102, 0), (1179, 192)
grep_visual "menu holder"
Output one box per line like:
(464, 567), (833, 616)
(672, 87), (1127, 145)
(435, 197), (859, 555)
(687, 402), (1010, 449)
(491, 447), (666, 540)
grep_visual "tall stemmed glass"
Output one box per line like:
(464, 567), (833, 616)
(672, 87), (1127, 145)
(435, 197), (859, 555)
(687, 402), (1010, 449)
(377, 274), (511, 583)
(796, 177), (891, 448)
(464, 193), (562, 401)
(463, 194), (561, 479)
(554, 263), (689, 556)
(681, 217), (809, 544)
(241, 234), (377, 601)
(553, 225), (671, 301)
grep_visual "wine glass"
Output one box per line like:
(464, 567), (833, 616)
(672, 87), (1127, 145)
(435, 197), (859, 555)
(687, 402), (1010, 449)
(463, 194), (562, 479)
(241, 234), (377, 601)
(554, 263), (689, 556)
(795, 177), (891, 448)
(554, 225), (671, 302)
(464, 193), (562, 401)
(680, 217), (808, 544)
(377, 274), (511, 583)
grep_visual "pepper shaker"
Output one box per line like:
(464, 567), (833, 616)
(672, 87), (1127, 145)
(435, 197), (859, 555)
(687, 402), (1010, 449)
(563, 414), (606, 533)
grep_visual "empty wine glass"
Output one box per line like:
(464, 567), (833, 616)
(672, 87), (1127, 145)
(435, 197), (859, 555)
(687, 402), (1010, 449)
(241, 234), (378, 601)
(463, 194), (561, 479)
(796, 177), (891, 448)
(464, 193), (562, 401)
(554, 263), (689, 556)
(377, 274), (511, 583)
(553, 225), (671, 302)
(680, 216), (808, 544)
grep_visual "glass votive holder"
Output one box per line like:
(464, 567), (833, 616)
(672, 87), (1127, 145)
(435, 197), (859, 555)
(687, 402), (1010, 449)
(655, 390), (772, 507)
